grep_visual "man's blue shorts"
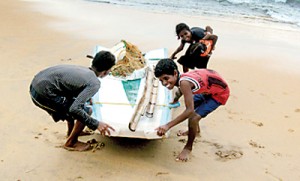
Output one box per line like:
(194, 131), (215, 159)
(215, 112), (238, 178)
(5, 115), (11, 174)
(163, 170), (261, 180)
(193, 94), (221, 118)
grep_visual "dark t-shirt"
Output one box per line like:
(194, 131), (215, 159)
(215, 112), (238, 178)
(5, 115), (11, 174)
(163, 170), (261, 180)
(182, 27), (205, 44)
(31, 64), (100, 130)
(191, 27), (206, 42)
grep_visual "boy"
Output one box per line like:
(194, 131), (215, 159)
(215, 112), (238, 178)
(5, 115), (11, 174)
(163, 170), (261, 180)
(29, 50), (116, 151)
(170, 23), (218, 72)
(154, 59), (230, 161)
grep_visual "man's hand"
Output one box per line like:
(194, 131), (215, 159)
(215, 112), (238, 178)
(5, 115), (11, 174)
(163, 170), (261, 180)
(155, 124), (170, 136)
(97, 121), (115, 136)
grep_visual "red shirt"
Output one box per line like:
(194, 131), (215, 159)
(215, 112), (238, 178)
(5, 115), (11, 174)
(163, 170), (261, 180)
(179, 69), (230, 105)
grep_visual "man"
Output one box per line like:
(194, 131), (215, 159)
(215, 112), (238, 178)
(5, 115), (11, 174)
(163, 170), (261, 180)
(30, 50), (116, 151)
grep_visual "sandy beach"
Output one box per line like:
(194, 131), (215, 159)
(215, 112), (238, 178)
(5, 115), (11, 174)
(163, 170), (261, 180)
(1, 0), (300, 180)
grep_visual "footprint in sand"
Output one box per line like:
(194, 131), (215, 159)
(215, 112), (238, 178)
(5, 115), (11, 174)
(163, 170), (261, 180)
(201, 140), (223, 149)
(178, 138), (200, 144)
(249, 140), (265, 148)
(87, 139), (105, 152)
(203, 140), (243, 161)
(215, 150), (243, 161)
(226, 109), (239, 115)
(211, 142), (223, 149)
(295, 108), (300, 113)
(34, 132), (42, 139)
(272, 152), (282, 157)
(178, 139), (186, 143)
(155, 172), (169, 176)
(60, 58), (72, 61)
(251, 121), (263, 127)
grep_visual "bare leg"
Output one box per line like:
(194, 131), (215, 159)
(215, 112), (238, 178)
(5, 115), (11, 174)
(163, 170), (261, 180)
(64, 120), (91, 151)
(66, 111), (93, 137)
(67, 119), (74, 137)
(176, 114), (201, 161)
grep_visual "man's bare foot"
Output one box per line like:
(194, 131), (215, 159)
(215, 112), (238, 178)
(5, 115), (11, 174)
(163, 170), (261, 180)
(176, 148), (191, 162)
(63, 141), (91, 152)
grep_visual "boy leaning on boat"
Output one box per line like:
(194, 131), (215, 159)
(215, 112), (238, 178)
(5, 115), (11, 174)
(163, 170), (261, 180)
(154, 59), (230, 161)
(29, 51), (116, 151)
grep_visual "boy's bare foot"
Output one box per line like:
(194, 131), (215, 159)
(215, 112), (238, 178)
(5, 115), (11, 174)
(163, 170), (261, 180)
(177, 130), (189, 136)
(176, 148), (191, 162)
(177, 130), (200, 137)
(63, 141), (91, 152)
(67, 130), (94, 137)
(79, 130), (94, 136)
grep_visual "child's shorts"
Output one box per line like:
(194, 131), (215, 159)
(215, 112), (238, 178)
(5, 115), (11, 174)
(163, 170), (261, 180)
(193, 94), (221, 118)
(30, 85), (92, 122)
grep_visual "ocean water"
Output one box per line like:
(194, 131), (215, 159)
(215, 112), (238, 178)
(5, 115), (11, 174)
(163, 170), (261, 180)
(86, 0), (300, 29)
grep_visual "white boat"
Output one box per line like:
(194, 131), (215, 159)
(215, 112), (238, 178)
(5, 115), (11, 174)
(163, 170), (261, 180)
(90, 41), (173, 139)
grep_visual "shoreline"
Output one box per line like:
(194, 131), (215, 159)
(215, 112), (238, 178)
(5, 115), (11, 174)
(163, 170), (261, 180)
(27, 0), (300, 32)
(1, 0), (300, 180)
(25, 0), (300, 75)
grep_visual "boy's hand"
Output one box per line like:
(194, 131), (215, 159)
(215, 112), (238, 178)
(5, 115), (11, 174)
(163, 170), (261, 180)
(170, 99), (178, 104)
(205, 26), (213, 34)
(97, 121), (115, 136)
(155, 124), (170, 136)
(170, 55), (177, 60)
(89, 98), (93, 105)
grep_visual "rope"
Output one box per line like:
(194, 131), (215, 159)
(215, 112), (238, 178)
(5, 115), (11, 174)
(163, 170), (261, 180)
(93, 101), (169, 107)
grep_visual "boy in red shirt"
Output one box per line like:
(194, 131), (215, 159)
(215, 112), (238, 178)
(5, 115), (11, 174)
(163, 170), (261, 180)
(154, 59), (230, 161)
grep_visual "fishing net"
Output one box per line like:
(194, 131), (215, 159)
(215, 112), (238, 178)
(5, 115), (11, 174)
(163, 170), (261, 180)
(110, 40), (146, 77)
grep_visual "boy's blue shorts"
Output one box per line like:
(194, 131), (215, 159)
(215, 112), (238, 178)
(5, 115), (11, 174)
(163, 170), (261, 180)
(193, 94), (221, 118)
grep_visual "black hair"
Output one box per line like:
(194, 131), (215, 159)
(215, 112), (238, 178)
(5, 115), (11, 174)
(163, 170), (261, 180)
(154, 58), (178, 78)
(92, 50), (116, 72)
(176, 23), (190, 39)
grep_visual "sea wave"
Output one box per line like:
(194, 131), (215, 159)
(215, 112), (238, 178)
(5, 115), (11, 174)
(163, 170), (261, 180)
(86, 0), (300, 29)
(223, 0), (300, 26)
